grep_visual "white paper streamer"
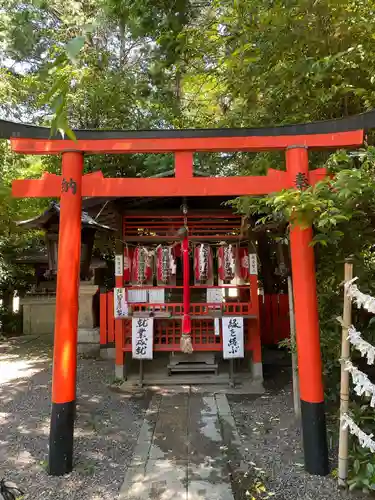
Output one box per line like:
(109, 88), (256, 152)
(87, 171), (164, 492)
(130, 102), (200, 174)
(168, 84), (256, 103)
(341, 413), (375, 453)
(347, 325), (375, 365)
(344, 360), (375, 407)
(345, 277), (375, 314)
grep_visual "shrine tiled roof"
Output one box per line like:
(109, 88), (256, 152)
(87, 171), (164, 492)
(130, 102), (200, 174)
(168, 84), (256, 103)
(17, 201), (115, 231)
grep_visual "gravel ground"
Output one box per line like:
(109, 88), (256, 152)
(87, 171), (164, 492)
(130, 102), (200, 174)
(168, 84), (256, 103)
(228, 361), (364, 500)
(0, 336), (150, 500)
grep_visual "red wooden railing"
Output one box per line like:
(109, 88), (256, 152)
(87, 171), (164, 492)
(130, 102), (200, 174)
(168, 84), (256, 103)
(100, 292), (290, 348)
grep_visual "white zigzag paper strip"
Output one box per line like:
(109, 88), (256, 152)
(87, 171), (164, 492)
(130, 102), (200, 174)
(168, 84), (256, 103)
(345, 277), (375, 314)
(347, 325), (375, 365)
(341, 413), (375, 453)
(344, 360), (375, 407)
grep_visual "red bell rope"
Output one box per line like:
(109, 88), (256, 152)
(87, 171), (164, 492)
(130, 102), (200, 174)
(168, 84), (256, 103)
(180, 202), (193, 353)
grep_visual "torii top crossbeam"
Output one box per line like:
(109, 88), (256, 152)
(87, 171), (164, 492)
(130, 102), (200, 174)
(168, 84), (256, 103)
(3, 112), (370, 198)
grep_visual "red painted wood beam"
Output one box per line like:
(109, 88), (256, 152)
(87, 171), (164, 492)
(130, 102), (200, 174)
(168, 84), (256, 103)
(10, 130), (363, 154)
(12, 167), (328, 199)
(175, 152), (194, 178)
(12, 168), (295, 198)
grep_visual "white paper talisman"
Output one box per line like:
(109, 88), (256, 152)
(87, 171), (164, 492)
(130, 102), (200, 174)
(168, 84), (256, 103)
(114, 287), (128, 318)
(132, 317), (154, 359)
(115, 254), (124, 276)
(222, 317), (244, 359)
(249, 254), (258, 275)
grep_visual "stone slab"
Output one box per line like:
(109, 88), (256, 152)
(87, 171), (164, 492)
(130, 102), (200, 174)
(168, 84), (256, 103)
(119, 392), (235, 500)
(189, 395), (217, 416)
(187, 480), (233, 500)
(188, 414), (224, 464)
(119, 460), (187, 500)
(150, 405), (188, 460)
(215, 394), (232, 416)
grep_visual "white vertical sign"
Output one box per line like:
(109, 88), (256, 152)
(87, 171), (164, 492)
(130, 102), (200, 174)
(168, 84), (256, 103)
(114, 288), (128, 318)
(249, 254), (258, 275)
(222, 317), (244, 359)
(115, 254), (124, 276)
(132, 317), (154, 359)
(214, 318), (221, 337)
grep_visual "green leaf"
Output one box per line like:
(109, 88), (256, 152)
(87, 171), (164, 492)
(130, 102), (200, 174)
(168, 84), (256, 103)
(65, 127), (77, 142)
(65, 36), (85, 62)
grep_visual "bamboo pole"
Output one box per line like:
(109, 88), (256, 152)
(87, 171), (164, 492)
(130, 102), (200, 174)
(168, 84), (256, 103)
(338, 258), (353, 487)
(287, 275), (301, 418)
(277, 241), (301, 418)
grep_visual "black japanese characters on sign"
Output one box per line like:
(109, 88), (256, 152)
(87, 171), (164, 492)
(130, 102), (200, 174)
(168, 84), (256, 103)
(227, 318), (240, 355)
(114, 288), (128, 318)
(132, 317), (153, 359)
(222, 317), (244, 359)
(61, 177), (77, 195)
(135, 319), (148, 356)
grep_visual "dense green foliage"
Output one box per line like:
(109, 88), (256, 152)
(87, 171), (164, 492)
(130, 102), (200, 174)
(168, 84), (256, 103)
(2, 0), (375, 488)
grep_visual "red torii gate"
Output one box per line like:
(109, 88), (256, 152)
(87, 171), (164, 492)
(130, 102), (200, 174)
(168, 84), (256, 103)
(9, 121), (364, 478)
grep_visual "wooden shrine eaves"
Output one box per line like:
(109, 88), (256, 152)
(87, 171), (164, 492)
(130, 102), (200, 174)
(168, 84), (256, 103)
(1, 109), (375, 140)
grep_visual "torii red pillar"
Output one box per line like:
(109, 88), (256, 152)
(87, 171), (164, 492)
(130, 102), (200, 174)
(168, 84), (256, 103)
(49, 151), (83, 476)
(286, 146), (329, 476)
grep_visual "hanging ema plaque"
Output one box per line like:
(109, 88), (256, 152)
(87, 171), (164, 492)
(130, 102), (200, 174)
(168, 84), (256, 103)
(222, 317), (244, 359)
(132, 317), (154, 359)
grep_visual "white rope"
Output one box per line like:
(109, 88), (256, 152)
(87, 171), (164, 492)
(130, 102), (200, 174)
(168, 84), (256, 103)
(347, 325), (375, 365)
(345, 277), (375, 314)
(341, 413), (375, 453)
(344, 360), (375, 407)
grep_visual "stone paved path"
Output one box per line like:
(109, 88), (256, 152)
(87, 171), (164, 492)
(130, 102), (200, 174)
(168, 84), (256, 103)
(119, 391), (243, 500)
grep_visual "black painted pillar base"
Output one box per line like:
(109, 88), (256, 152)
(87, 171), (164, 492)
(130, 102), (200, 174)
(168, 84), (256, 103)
(301, 400), (329, 476)
(48, 400), (75, 476)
